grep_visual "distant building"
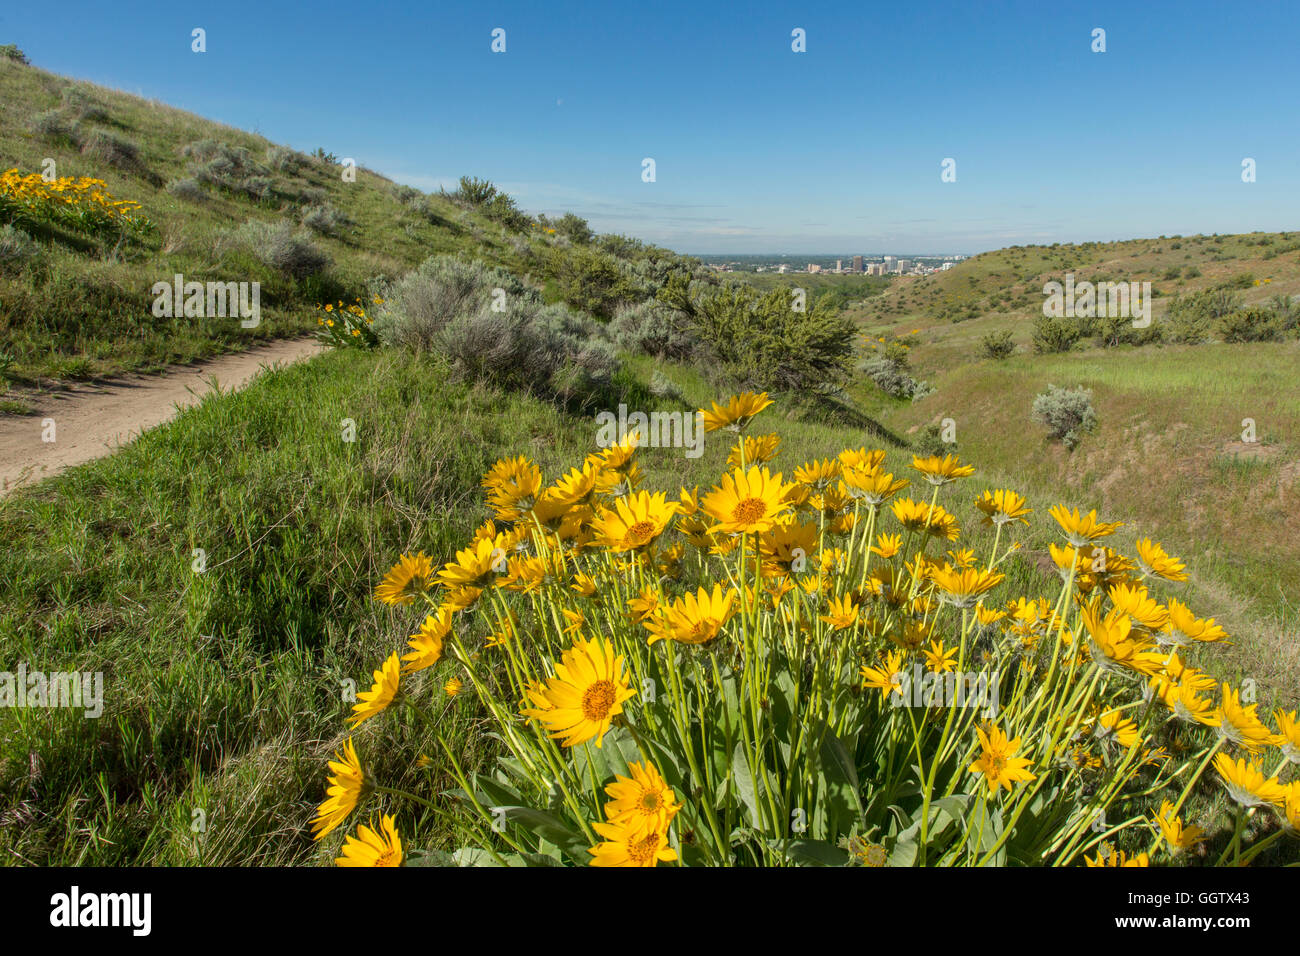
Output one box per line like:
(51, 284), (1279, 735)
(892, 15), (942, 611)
(852, 255), (864, 273)
(807, 263), (821, 274)
(777, 264), (789, 274)
(836, 259), (843, 272)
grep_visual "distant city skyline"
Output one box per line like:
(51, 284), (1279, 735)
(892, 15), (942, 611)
(7, 0), (1300, 254)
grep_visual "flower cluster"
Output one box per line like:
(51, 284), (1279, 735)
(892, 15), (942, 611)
(312, 391), (1298, 866)
(316, 296), (381, 349)
(0, 168), (151, 237)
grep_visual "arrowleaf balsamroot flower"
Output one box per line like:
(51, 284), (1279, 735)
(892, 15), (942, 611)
(588, 818), (677, 867)
(349, 652), (402, 727)
(701, 466), (793, 535)
(700, 391), (773, 432)
(1048, 505), (1123, 547)
(589, 490), (676, 552)
(1154, 801), (1205, 854)
(969, 724), (1036, 794)
(1135, 538), (1188, 581)
(522, 636), (635, 748)
(336, 814), (403, 867)
(974, 489), (1032, 526)
(601, 762), (681, 837)
(911, 453), (975, 486)
(644, 583), (737, 646)
(373, 552), (435, 606)
(1212, 754), (1288, 808)
(402, 606), (453, 673)
(310, 738), (365, 840)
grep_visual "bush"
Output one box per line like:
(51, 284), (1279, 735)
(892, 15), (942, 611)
(1031, 314), (1082, 353)
(648, 370), (685, 402)
(30, 109), (79, 146)
(373, 255), (615, 396)
(238, 175), (274, 201)
(266, 146), (306, 172)
(1217, 307), (1283, 343)
(0, 44), (29, 64)
(1032, 384), (1097, 449)
(609, 300), (697, 359)
(546, 245), (642, 319)
(0, 224), (40, 269)
(165, 177), (205, 202)
(301, 203), (345, 234)
(978, 329), (1015, 359)
(234, 219), (329, 279)
(658, 274), (854, 393)
(80, 128), (141, 170)
(61, 87), (107, 123)
(1162, 289), (1239, 344)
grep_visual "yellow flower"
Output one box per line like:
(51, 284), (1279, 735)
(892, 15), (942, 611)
(310, 738), (364, 840)
(1085, 847), (1149, 867)
(1107, 582), (1169, 631)
(841, 466), (909, 506)
(644, 583), (737, 646)
(601, 762), (681, 837)
(968, 724), (1036, 794)
(701, 466), (793, 535)
(626, 588), (660, 623)
(793, 458), (842, 488)
(700, 391), (773, 432)
(588, 819), (677, 867)
(1048, 505), (1122, 547)
(922, 639), (958, 674)
(1213, 683), (1276, 752)
(438, 537), (505, 591)
(1274, 709), (1300, 764)
(349, 652), (402, 727)
(871, 533), (903, 558)
(336, 814), (403, 867)
(1160, 599), (1228, 647)
(1153, 801), (1205, 854)
(589, 490), (676, 552)
(444, 677), (463, 697)
(571, 573), (598, 598)
(373, 552), (435, 605)
(402, 606), (453, 673)
(974, 489), (1032, 526)
(522, 636), (636, 748)
(930, 565), (1004, 609)
(860, 650), (905, 698)
(819, 593), (860, 631)
(1135, 538), (1187, 581)
(1212, 753), (1288, 807)
(728, 432), (781, 468)
(1091, 709), (1140, 750)
(911, 453), (975, 486)
(758, 519), (818, 577)
(890, 497), (960, 540)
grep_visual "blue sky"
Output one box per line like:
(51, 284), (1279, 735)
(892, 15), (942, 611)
(7, 0), (1299, 254)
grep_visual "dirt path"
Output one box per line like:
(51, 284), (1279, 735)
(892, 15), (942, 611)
(0, 337), (324, 495)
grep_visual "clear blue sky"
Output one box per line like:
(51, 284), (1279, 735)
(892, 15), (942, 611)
(7, 0), (1299, 255)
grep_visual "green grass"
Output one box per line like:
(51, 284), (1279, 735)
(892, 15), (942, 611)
(0, 58), (548, 387)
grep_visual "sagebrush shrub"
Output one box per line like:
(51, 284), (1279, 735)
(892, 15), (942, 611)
(609, 300), (697, 359)
(301, 204), (345, 234)
(234, 219), (329, 278)
(80, 128), (141, 170)
(165, 177), (205, 201)
(30, 109), (79, 146)
(0, 224), (40, 268)
(1032, 383), (1097, 449)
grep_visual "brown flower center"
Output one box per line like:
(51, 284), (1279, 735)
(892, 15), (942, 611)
(731, 497), (768, 526)
(626, 520), (657, 545)
(581, 680), (617, 721)
(627, 832), (660, 865)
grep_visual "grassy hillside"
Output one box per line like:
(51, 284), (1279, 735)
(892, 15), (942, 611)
(0, 57), (690, 395)
(842, 237), (1300, 697)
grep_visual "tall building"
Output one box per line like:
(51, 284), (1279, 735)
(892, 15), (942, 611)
(852, 255), (863, 273)
(836, 259), (843, 272)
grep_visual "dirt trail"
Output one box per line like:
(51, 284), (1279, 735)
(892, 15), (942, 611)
(0, 337), (324, 495)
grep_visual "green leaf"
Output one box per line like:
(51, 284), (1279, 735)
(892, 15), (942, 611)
(785, 839), (850, 867)
(731, 741), (759, 826)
